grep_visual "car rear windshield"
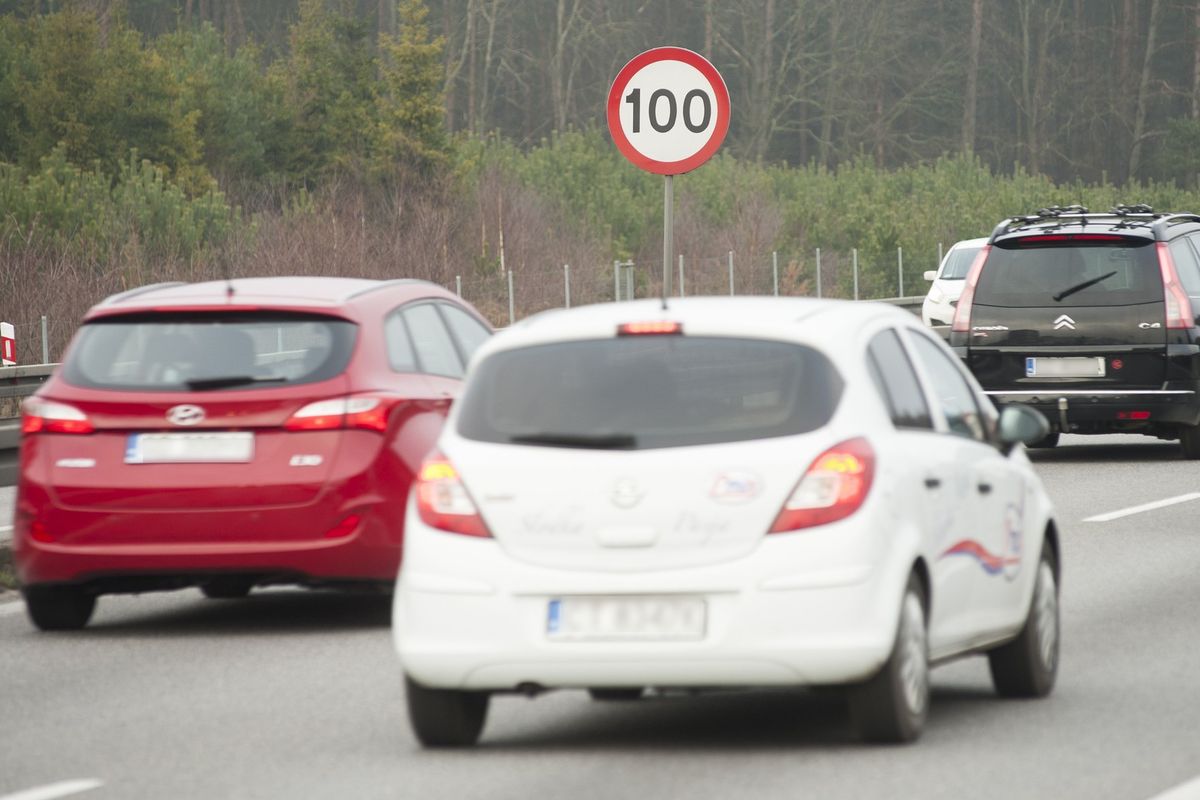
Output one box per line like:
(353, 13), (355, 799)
(456, 336), (843, 450)
(940, 246), (982, 280)
(62, 313), (357, 392)
(974, 239), (1161, 307)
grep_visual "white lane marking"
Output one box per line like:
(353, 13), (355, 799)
(1146, 774), (1200, 800)
(1084, 492), (1200, 523)
(0, 779), (103, 800)
(0, 525), (12, 532)
(0, 600), (25, 617)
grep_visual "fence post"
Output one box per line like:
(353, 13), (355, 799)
(816, 248), (822, 298)
(614, 260), (621, 301)
(564, 264), (571, 309)
(41, 315), (49, 364)
(507, 270), (515, 326)
(728, 250), (734, 296)
(626, 264), (634, 300)
(853, 249), (859, 300)
(772, 251), (779, 296)
(937, 241), (943, 270)
(678, 254), (685, 298)
(455, 275), (462, 297)
(898, 247), (904, 296)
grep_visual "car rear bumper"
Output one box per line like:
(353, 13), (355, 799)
(985, 389), (1200, 429)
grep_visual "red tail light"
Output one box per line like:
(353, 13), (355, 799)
(769, 438), (875, 533)
(21, 398), (94, 435)
(284, 395), (400, 433)
(414, 452), (491, 538)
(951, 245), (990, 333)
(1157, 242), (1195, 330)
(324, 513), (362, 539)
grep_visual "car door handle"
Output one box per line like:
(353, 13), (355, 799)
(924, 477), (941, 489)
(977, 482), (993, 495)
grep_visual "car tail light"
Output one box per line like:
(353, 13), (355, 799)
(21, 398), (94, 435)
(324, 513), (362, 539)
(951, 245), (991, 333)
(1157, 243), (1195, 330)
(769, 438), (875, 533)
(414, 451), (491, 538)
(1117, 411), (1151, 420)
(284, 395), (400, 433)
(618, 321), (683, 336)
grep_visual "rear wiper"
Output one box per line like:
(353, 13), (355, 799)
(184, 375), (288, 391)
(508, 432), (638, 449)
(1052, 271), (1117, 302)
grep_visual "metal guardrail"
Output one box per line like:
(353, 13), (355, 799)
(0, 363), (56, 400)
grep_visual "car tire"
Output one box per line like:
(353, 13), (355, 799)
(201, 579), (254, 600)
(988, 541), (1059, 698)
(1030, 431), (1060, 449)
(588, 688), (644, 701)
(22, 586), (97, 631)
(405, 676), (489, 748)
(1180, 426), (1200, 460)
(848, 574), (929, 743)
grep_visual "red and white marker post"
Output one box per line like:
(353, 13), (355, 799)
(607, 47), (730, 302)
(1, 322), (15, 366)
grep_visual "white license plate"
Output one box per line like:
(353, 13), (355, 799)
(546, 596), (707, 642)
(1025, 356), (1106, 378)
(125, 432), (255, 464)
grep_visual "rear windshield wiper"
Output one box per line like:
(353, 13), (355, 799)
(1052, 271), (1117, 302)
(508, 432), (638, 449)
(184, 375), (288, 391)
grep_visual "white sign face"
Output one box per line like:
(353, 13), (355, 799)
(607, 47), (729, 175)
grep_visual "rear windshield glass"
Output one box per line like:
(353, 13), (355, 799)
(456, 337), (843, 450)
(940, 246), (982, 280)
(62, 313), (357, 392)
(974, 240), (1161, 308)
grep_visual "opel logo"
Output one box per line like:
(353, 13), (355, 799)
(610, 478), (644, 509)
(166, 404), (205, 426)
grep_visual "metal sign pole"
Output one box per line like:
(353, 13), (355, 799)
(662, 175), (673, 308)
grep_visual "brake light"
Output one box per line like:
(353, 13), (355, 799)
(618, 321), (683, 336)
(951, 245), (991, 333)
(769, 438), (875, 532)
(1013, 234), (1129, 244)
(284, 395), (399, 433)
(1157, 242), (1195, 330)
(414, 452), (491, 537)
(21, 398), (94, 435)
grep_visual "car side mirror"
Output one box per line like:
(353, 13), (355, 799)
(996, 404), (1050, 453)
(923, 270), (937, 281)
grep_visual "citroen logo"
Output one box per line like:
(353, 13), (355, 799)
(1053, 314), (1076, 330)
(610, 478), (644, 509)
(166, 404), (205, 426)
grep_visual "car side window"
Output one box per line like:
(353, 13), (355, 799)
(383, 311), (418, 373)
(403, 304), (464, 379)
(908, 333), (987, 441)
(866, 329), (934, 430)
(438, 304), (491, 364)
(1176, 236), (1200, 298)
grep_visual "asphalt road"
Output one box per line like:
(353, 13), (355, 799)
(3, 435), (1200, 800)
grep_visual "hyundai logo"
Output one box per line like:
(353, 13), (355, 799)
(166, 404), (206, 426)
(1053, 314), (1076, 330)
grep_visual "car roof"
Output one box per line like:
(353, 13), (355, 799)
(83, 277), (458, 321)
(950, 237), (989, 249)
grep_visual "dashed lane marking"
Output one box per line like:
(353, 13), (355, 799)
(0, 600), (26, 617)
(1084, 492), (1200, 523)
(0, 780), (103, 800)
(1146, 774), (1200, 800)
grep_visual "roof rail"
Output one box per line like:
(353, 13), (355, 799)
(101, 282), (188, 306)
(1151, 213), (1200, 237)
(345, 278), (443, 301)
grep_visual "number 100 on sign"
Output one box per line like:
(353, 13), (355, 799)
(607, 47), (730, 175)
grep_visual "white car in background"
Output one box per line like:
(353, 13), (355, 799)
(922, 237), (989, 326)
(393, 298), (1060, 746)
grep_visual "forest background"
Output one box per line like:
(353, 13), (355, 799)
(7, 0), (1200, 356)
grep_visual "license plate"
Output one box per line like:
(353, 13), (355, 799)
(1025, 356), (1106, 378)
(546, 595), (706, 642)
(125, 432), (255, 464)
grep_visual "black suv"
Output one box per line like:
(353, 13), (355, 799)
(950, 205), (1200, 457)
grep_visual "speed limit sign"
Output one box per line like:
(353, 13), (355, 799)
(607, 47), (730, 176)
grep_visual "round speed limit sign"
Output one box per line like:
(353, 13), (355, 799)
(607, 47), (730, 175)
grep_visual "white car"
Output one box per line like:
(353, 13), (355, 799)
(922, 237), (989, 326)
(393, 297), (1060, 746)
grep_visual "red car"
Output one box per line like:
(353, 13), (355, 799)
(13, 277), (492, 630)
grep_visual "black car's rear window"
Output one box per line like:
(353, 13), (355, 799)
(456, 336), (842, 450)
(974, 239), (1161, 307)
(62, 313), (357, 391)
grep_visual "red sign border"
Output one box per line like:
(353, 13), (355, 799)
(606, 47), (730, 176)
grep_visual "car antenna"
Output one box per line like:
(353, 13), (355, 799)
(221, 260), (235, 301)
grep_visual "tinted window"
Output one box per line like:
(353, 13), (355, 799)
(940, 246), (982, 280)
(439, 304), (491, 363)
(974, 240), (1160, 307)
(1173, 237), (1200, 298)
(908, 334), (986, 441)
(866, 330), (933, 430)
(457, 337), (842, 450)
(62, 313), (356, 391)
(384, 311), (418, 372)
(403, 304), (463, 378)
